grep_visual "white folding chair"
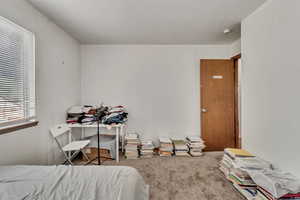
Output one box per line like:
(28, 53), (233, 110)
(50, 124), (90, 165)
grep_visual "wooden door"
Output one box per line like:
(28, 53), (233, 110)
(200, 59), (235, 151)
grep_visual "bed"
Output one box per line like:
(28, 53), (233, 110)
(0, 165), (149, 200)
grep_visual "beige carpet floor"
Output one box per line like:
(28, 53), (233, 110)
(102, 152), (244, 200)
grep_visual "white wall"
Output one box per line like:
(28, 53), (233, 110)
(241, 0), (300, 178)
(230, 38), (241, 57)
(81, 45), (231, 142)
(0, 0), (81, 165)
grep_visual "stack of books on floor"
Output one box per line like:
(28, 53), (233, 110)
(159, 137), (173, 157)
(140, 139), (155, 158)
(220, 148), (300, 200)
(172, 137), (190, 157)
(186, 136), (205, 157)
(124, 133), (140, 159)
(220, 148), (256, 177)
(220, 148), (258, 200)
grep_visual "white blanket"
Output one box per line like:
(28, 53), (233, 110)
(0, 165), (149, 200)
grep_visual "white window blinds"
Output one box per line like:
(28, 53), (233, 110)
(0, 16), (36, 128)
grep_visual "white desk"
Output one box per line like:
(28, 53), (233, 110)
(68, 123), (125, 162)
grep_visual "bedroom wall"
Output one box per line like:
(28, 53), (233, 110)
(241, 0), (300, 178)
(81, 45), (231, 142)
(230, 38), (241, 57)
(0, 0), (81, 165)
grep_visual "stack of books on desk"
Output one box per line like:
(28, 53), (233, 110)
(124, 133), (140, 159)
(172, 138), (190, 157)
(159, 137), (173, 157)
(140, 139), (155, 158)
(186, 136), (205, 157)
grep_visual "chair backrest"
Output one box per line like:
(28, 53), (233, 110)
(50, 124), (70, 138)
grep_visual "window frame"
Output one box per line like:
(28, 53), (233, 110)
(0, 16), (38, 135)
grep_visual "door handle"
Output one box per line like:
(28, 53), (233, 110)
(201, 108), (208, 113)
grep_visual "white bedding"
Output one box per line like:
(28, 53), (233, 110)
(0, 165), (149, 200)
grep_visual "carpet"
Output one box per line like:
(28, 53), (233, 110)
(103, 152), (243, 200)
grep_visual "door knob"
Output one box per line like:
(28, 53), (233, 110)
(201, 108), (207, 113)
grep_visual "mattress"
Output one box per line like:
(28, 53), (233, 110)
(0, 165), (149, 200)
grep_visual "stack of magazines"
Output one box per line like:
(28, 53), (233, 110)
(124, 133), (140, 159)
(186, 136), (205, 157)
(159, 137), (173, 157)
(140, 139), (155, 158)
(172, 137), (190, 157)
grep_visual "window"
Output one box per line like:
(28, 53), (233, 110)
(0, 16), (37, 134)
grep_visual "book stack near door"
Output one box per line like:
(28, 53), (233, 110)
(159, 137), (173, 157)
(172, 137), (190, 157)
(124, 133), (140, 159)
(140, 139), (155, 158)
(220, 148), (258, 200)
(186, 136), (205, 157)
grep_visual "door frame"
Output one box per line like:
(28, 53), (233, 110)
(200, 59), (236, 150)
(231, 53), (241, 148)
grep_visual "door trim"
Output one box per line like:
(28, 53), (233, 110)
(231, 54), (241, 148)
(231, 53), (241, 60)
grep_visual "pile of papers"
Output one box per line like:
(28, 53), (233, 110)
(124, 133), (140, 159)
(172, 138), (190, 157)
(249, 169), (300, 200)
(256, 186), (300, 200)
(159, 137), (173, 157)
(186, 136), (205, 157)
(140, 139), (155, 158)
(220, 148), (300, 200)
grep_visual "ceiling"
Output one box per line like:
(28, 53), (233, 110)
(27, 0), (266, 45)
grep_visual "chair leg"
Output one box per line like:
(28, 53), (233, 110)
(63, 154), (73, 165)
(62, 150), (73, 165)
(69, 150), (81, 161)
(81, 149), (90, 162)
(62, 159), (69, 165)
(67, 158), (74, 165)
(64, 150), (80, 165)
(64, 150), (90, 165)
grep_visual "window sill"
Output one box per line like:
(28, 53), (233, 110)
(0, 121), (39, 135)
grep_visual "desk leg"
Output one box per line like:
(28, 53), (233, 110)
(121, 125), (124, 153)
(68, 129), (72, 158)
(116, 127), (119, 162)
(81, 127), (84, 139)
